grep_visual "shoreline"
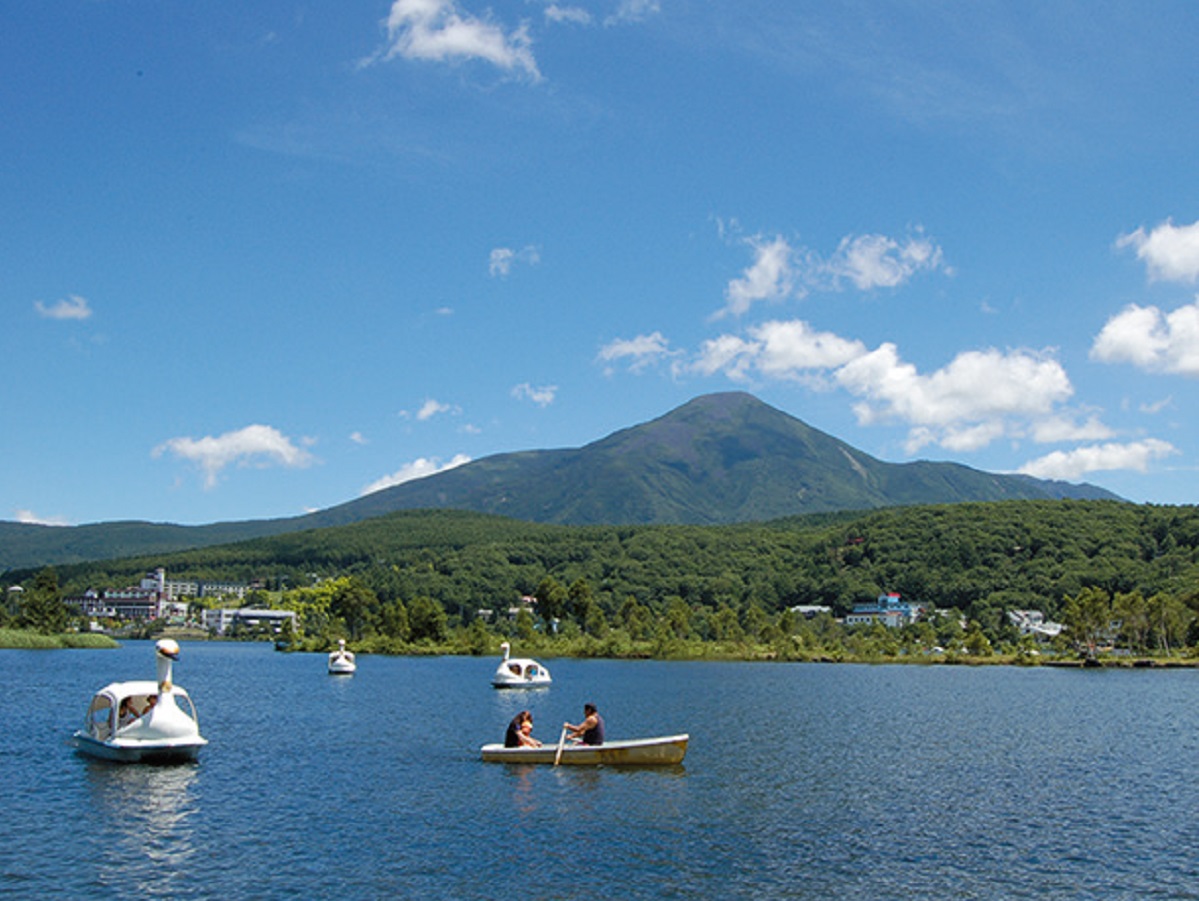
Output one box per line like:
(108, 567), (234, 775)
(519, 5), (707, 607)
(3, 628), (1195, 668)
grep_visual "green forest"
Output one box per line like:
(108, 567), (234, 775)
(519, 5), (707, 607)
(6, 500), (1199, 662)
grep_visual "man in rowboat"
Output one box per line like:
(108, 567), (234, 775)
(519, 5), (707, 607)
(564, 703), (604, 746)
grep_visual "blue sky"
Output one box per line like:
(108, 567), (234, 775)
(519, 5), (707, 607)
(5, 1), (1199, 527)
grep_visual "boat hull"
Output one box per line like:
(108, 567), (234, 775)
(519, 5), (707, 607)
(71, 731), (207, 764)
(480, 734), (688, 766)
(490, 676), (550, 689)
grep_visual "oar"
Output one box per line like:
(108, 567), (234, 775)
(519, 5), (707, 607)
(554, 725), (568, 766)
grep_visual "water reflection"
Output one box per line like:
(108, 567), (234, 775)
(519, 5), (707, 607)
(84, 761), (199, 895)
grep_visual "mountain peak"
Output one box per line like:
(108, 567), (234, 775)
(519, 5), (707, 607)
(1, 393), (1123, 568)
(326, 392), (1119, 526)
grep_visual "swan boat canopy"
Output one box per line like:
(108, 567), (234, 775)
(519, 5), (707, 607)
(327, 639), (357, 675)
(481, 734), (689, 766)
(491, 641), (551, 688)
(71, 638), (207, 764)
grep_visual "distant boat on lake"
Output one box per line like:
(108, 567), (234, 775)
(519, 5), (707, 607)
(491, 641), (551, 688)
(71, 638), (207, 764)
(328, 639), (356, 675)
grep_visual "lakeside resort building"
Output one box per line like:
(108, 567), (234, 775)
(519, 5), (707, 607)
(844, 593), (926, 628)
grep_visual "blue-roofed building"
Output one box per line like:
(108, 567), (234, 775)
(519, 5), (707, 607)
(844, 593), (925, 628)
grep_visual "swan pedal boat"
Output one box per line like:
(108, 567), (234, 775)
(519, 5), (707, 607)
(480, 733), (689, 766)
(491, 641), (551, 688)
(71, 639), (207, 764)
(328, 639), (357, 675)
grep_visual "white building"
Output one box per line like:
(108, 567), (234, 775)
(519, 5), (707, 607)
(203, 607), (297, 635)
(1008, 609), (1063, 640)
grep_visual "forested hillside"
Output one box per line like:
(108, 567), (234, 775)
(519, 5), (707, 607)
(22, 501), (1199, 634)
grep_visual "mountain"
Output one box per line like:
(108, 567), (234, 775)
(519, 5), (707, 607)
(314, 391), (1118, 526)
(0, 392), (1120, 570)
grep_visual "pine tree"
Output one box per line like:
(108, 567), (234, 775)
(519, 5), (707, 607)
(19, 567), (69, 635)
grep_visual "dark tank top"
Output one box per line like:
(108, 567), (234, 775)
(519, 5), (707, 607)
(582, 714), (605, 745)
(504, 719), (522, 748)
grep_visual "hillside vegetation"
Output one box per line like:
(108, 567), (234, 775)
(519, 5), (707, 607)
(15, 501), (1196, 627)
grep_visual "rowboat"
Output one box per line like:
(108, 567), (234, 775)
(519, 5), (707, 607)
(71, 639), (207, 764)
(480, 733), (689, 766)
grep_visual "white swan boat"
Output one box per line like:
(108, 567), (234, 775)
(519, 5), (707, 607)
(328, 639), (357, 675)
(72, 638), (207, 764)
(491, 641), (551, 688)
(481, 733), (689, 766)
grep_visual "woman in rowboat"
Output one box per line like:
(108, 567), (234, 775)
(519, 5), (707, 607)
(504, 710), (542, 748)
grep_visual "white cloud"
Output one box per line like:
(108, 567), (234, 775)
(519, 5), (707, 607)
(715, 228), (948, 318)
(361, 453), (471, 495)
(838, 345), (1072, 432)
(1117, 219), (1199, 283)
(545, 4), (592, 25)
(511, 382), (557, 406)
(489, 244), (540, 277)
(598, 331), (676, 373)
(687, 317), (1076, 453)
(1090, 299), (1199, 376)
(1029, 415), (1114, 444)
(417, 399), (454, 421)
(368, 0), (540, 80)
(1019, 439), (1178, 480)
(34, 294), (92, 320)
(719, 235), (796, 318)
(605, 0), (660, 25)
(690, 320), (866, 382)
(153, 424), (315, 489)
(14, 509), (71, 526)
(826, 232), (947, 291)
(1140, 396), (1173, 414)
(349, 431), (368, 445)
(751, 320), (868, 377)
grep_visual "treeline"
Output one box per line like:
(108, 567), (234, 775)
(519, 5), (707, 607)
(6, 501), (1199, 656)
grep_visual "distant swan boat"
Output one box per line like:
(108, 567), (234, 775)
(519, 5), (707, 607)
(328, 639), (357, 675)
(491, 642), (551, 688)
(71, 639), (208, 764)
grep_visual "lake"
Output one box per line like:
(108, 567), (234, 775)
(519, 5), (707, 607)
(3, 641), (1199, 899)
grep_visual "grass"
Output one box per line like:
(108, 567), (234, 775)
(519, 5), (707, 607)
(0, 628), (120, 650)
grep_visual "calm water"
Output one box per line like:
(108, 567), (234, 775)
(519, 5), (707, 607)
(4, 642), (1199, 899)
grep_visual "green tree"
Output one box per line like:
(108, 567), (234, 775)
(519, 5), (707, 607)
(618, 596), (655, 640)
(515, 607), (536, 641)
(963, 622), (993, 656)
(1147, 591), (1189, 654)
(408, 596), (448, 643)
(1062, 587), (1112, 658)
(664, 596), (693, 640)
(379, 599), (411, 641)
(534, 576), (568, 627)
(1113, 590), (1148, 653)
(329, 576), (379, 640)
(19, 567), (69, 634)
(710, 606), (744, 642)
(567, 578), (594, 621)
